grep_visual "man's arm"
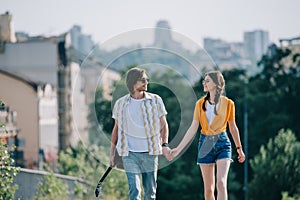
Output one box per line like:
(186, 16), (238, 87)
(110, 120), (118, 166)
(160, 115), (172, 161)
(160, 115), (169, 144)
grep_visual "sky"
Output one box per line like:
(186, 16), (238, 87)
(1, 0), (300, 49)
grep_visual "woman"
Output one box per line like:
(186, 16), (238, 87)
(171, 71), (245, 200)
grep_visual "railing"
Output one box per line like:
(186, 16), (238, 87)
(13, 168), (90, 200)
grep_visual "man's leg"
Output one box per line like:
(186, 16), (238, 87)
(123, 153), (142, 200)
(141, 154), (158, 200)
(126, 172), (142, 200)
(142, 171), (157, 200)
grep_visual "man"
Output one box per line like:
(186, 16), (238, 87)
(110, 67), (171, 200)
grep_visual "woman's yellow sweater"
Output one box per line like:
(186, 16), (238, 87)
(193, 96), (235, 136)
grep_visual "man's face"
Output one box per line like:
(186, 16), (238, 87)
(134, 73), (149, 92)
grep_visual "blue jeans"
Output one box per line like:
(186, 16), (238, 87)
(197, 132), (232, 164)
(122, 152), (158, 200)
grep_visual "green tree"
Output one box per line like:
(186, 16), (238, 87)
(0, 100), (19, 200)
(249, 129), (300, 200)
(58, 142), (128, 200)
(35, 165), (69, 200)
(223, 44), (300, 199)
(91, 87), (114, 136)
(0, 143), (19, 200)
(91, 44), (300, 199)
(281, 192), (300, 200)
(248, 44), (300, 157)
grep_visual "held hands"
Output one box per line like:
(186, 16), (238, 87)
(162, 147), (181, 161)
(170, 148), (180, 158)
(162, 147), (173, 161)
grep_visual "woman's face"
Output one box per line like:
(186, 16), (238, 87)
(202, 75), (216, 92)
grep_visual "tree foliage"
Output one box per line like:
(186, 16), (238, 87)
(281, 192), (300, 200)
(57, 142), (128, 200)
(220, 45), (300, 199)
(249, 44), (300, 157)
(249, 129), (300, 200)
(35, 165), (69, 200)
(0, 100), (19, 200)
(0, 143), (19, 200)
(87, 43), (300, 199)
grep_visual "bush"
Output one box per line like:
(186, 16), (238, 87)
(0, 142), (19, 200)
(35, 165), (69, 200)
(249, 129), (300, 200)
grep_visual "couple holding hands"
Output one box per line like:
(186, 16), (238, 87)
(109, 67), (245, 200)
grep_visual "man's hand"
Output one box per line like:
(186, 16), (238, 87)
(170, 147), (180, 159)
(109, 154), (115, 167)
(162, 146), (172, 161)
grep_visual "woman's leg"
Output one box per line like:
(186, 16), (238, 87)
(216, 159), (231, 200)
(200, 164), (215, 200)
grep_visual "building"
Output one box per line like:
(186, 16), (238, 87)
(0, 69), (58, 168)
(0, 103), (18, 149)
(244, 30), (269, 74)
(153, 20), (183, 51)
(0, 12), (121, 167)
(70, 25), (94, 55)
(0, 33), (79, 151)
(0, 39), (59, 85)
(0, 11), (16, 43)
(203, 37), (251, 71)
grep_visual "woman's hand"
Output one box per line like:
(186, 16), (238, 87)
(237, 148), (246, 163)
(170, 147), (180, 159)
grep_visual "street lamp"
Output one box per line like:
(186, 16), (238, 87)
(243, 76), (249, 200)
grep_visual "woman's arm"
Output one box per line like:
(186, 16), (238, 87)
(171, 120), (199, 158)
(228, 120), (245, 163)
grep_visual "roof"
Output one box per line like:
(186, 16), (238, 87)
(0, 68), (43, 91)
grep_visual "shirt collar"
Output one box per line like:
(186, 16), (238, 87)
(144, 92), (152, 100)
(125, 92), (152, 103)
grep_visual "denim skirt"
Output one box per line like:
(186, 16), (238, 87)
(197, 132), (232, 165)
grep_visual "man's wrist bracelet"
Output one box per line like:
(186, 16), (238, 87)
(236, 146), (242, 150)
(162, 143), (169, 147)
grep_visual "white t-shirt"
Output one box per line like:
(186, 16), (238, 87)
(206, 102), (220, 125)
(126, 97), (149, 152)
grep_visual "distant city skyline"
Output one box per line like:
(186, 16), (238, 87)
(1, 0), (300, 50)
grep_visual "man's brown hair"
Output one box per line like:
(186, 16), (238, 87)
(125, 67), (146, 93)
